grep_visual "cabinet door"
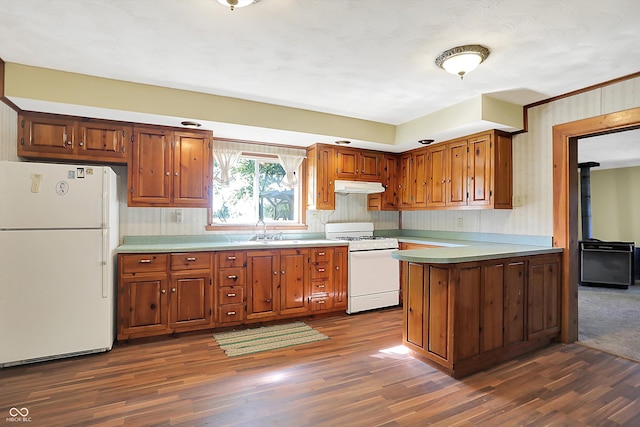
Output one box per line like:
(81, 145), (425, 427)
(335, 147), (359, 180)
(447, 140), (468, 206)
(359, 150), (382, 180)
(246, 250), (279, 321)
(405, 262), (425, 348)
(169, 270), (213, 329)
(468, 133), (492, 207)
(412, 149), (428, 208)
(279, 249), (310, 316)
(18, 114), (76, 156)
(333, 246), (348, 309)
(427, 145), (447, 208)
(427, 266), (450, 360)
(381, 154), (398, 209)
(129, 127), (173, 206)
(528, 255), (561, 336)
(172, 132), (212, 208)
(119, 275), (169, 336)
(78, 121), (130, 162)
(492, 131), (513, 209)
(482, 263), (505, 352)
(504, 261), (526, 345)
(454, 265), (481, 361)
(398, 153), (413, 209)
(306, 145), (335, 210)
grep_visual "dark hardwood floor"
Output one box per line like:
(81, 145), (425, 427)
(2, 308), (640, 426)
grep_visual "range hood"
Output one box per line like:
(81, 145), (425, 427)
(334, 180), (385, 194)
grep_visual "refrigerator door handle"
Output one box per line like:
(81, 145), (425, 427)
(102, 228), (109, 298)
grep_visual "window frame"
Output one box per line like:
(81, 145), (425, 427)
(206, 151), (308, 231)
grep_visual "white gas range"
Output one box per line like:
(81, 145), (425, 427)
(325, 222), (400, 314)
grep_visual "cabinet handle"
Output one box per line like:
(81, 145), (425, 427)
(317, 300), (326, 304)
(185, 257), (196, 261)
(161, 289), (166, 294)
(317, 284), (326, 289)
(227, 256), (237, 260)
(318, 252), (325, 256)
(227, 311), (236, 315)
(317, 268), (326, 272)
(171, 288), (176, 293)
(227, 293), (236, 297)
(138, 259), (152, 263)
(227, 275), (238, 280)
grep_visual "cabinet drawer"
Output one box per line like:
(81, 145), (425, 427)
(311, 263), (331, 280)
(217, 251), (246, 268)
(218, 286), (244, 305)
(311, 280), (331, 295)
(310, 296), (333, 311)
(311, 248), (332, 263)
(170, 252), (211, 270)
(218, 268), (246, 286)
(217, 304), (244, 323)
(121, 254), (168, 274)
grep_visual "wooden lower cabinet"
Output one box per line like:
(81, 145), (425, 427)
(403, 252), (561, 378)
(118, 246), (350, 340)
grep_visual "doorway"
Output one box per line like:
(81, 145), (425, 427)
(552, 107), (640, 344)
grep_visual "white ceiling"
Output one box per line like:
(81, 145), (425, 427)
(1, 0), (640, 154)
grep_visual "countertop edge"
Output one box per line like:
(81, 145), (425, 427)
(117, 240), (348, 253)
(391, 245), (563, 264)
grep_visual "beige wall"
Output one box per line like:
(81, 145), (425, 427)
(1, 74), (639, 239)
(588, 166), (640, 243)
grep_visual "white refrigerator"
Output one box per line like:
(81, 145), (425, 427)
(0, 161), (119, 367)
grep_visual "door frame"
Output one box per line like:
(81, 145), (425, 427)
(552, 107), (640, 343)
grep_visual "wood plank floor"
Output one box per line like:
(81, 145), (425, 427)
(2, 308), (640, 426)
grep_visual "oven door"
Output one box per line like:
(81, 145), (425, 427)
(349, 248), (400, 297)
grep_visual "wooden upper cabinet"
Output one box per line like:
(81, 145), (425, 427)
(467, 130), (513, 209)
(306, 144), (335, 210)
(18, 112), (129, 164)
(368, 153), (399, 211)
(398, 153), (413, 209)
(335, 147), (382, 181)
(412, 149), (429, 208)
(427, 144), (447, 208)
(172, 132), (212, 207)
(77, 120), (129, 162)
(128, 126), (212, 208)
(446, 139), (468, 207)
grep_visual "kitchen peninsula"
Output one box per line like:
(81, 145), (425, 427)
(392, 242), (563, 378)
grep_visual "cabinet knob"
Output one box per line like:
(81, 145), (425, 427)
(161, 289), (166, 294)
(265, 299), (271, 303)
(171, 288), (176, 293)
(281, 270), (285, 275)
(175, 172), (178, 176)
(273, 271), (278, 275)
(79, 142), (84, 146)
(335, 266), (340, 270)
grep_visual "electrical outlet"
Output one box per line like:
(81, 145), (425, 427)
(456, 218), (463, 228)
(513, 195), (524, 207)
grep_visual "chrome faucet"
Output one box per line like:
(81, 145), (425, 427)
(255, 219), (267, 240)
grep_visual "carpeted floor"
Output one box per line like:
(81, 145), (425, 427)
(578, 282), (640, 361)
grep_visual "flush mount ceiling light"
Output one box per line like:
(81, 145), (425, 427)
(181, 120), (202, 128)
(435, 45), (490, 80)
(335, 140), (351, 145)
(418, 139), (434, 145)
(217, 0), (261, 11)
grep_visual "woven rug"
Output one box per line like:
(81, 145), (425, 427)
(213, 321), (329, 357)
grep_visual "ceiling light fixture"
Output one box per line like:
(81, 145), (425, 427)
(334, 140), (351, 145)
(435, 45), (490, 80)
(418, 139), (434, 145)
(181, 120), (202, 128)
(217, 0), (261, 11)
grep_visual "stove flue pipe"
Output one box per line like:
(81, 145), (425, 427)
(578, 161), (600, 240)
